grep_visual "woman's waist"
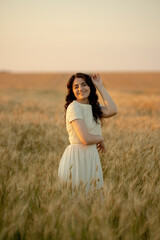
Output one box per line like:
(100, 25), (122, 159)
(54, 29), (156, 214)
(69, 143), (97, 150)
(70, 143), (96, 145)
(69, 135), (101, 145)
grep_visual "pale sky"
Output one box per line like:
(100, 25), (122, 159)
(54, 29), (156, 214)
(0, 0), (160, 72)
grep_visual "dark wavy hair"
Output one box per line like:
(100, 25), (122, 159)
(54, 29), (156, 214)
(64, 72), (103, 124)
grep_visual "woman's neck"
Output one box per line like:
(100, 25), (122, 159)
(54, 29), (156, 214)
(76, 99), (89, 104)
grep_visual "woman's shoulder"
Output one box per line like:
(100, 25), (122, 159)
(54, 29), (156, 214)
(67, 100), (92, 114)
(66, 100), (83, 122)
(67, 100), (80, 110)
(66, 100), (82, 114)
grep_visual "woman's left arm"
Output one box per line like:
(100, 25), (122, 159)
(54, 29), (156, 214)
(91, 73), (118, 118)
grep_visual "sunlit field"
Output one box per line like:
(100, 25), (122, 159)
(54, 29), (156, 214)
(0, 72), (160, 240)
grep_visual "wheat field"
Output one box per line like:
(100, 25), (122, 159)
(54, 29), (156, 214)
(0, 72), (160, 240)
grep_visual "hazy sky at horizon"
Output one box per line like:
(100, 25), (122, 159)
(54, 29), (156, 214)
(1, 0), (160, 72)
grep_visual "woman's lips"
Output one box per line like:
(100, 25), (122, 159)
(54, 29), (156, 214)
(79, 91), (87, 95)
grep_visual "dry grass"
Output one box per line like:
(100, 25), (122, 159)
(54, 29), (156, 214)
(0, 72), (160, 240)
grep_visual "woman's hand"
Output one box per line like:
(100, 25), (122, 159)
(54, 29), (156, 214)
(96, 140), (106, 153)
(91, 73), (104, 89)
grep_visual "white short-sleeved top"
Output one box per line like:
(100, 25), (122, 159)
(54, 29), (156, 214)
(66, 100), (102, 144)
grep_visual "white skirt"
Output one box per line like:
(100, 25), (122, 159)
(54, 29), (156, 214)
(58, 143), (104, 195)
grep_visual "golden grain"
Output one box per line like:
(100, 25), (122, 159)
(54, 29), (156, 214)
(0, 73), (160, 239)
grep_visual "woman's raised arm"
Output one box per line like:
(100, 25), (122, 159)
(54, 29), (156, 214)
(91, 73), (118, 118)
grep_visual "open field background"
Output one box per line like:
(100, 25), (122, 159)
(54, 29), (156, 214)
(0, 72), (160, 240)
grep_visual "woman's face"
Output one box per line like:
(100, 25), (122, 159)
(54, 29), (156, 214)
(72, 78), (91, 102)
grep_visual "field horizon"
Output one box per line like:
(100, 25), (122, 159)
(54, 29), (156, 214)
(0, 72), (160, 92)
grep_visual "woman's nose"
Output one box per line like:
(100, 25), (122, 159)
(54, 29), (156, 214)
(78, 85), (83, 90)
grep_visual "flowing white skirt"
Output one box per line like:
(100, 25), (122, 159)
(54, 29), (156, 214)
(58, 143), (104, 195)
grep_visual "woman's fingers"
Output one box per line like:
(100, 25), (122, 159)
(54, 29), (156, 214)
(97, 140), (106, 153)
(92, 74), (98, 79)
(97, 145), (102, 152)
(97, 146), (104, 153)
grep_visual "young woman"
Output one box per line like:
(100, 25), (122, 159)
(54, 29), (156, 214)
(58, 72), (118, 195)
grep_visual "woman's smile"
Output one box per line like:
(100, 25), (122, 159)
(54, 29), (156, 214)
(79, 91), (87, 95)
